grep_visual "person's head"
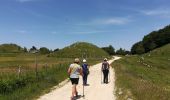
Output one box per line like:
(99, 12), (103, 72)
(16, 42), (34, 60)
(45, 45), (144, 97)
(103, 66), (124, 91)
(83, 59), (87, 63)
(74, 58), (80, 64)
(104, 58), (107, 62)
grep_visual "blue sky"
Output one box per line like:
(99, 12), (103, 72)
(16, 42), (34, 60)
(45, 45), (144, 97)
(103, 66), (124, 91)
(0, 0), (170, 50)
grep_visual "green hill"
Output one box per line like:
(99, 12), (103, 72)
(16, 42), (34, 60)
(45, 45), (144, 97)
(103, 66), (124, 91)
(49, 42), (109, 58)
(0, 43), (24, 53)
(113, 44), (170, 100)
(131, 25), (170, 54)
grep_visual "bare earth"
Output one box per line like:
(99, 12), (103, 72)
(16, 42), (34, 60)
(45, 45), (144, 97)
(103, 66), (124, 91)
(38, 56), (120, 100)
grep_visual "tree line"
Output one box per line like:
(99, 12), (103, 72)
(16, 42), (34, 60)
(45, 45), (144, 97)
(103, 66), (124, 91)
(131, 25), (170, 54)
(101, 45), (130, 55)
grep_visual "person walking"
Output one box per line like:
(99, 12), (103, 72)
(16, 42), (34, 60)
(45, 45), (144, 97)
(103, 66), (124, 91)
(68, 58), (83, 100)
(82, 59), (89, 85)
(101, 58), (110, 84)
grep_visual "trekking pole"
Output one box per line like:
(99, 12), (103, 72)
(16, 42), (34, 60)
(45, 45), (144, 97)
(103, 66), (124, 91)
(82, 84), (85, 98)
(101, 70), (102, 84)
(109, 70), (110, 83)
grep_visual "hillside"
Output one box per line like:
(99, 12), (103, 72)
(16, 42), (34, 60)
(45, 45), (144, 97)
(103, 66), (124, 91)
(131, 25), (170, 54)
(49, 42), (109, 58)
(0, 44), (24, 53)
(113, 44), (170, 100)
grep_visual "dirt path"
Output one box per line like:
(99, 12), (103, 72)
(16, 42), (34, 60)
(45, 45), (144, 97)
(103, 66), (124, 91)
(38, 56), (120, 100)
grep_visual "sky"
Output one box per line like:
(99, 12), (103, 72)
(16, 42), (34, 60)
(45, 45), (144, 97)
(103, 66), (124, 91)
(0, 0), (170, 50)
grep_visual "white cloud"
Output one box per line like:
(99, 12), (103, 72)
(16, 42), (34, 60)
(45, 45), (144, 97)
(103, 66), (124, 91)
(76, 17), (131, 26)
(141, 9), (170, 18)
(17, 30), (27, 34)
(95, 17), (131, 25)
(69, 30), (113, 35)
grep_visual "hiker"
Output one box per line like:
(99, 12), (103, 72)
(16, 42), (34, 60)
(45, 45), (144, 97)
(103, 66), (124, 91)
(101, 58), (110, 84)
(68, 58), (83, 100)
(82, 59), (89, 85)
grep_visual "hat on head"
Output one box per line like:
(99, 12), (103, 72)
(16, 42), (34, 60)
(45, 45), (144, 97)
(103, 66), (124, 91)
(104, 58), (107, 61)
(74, 58), (80, 63)
(83, 59), (87, 63)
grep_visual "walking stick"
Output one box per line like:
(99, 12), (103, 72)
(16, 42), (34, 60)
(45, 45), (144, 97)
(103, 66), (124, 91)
(109, 70), (110, 83)
(82, 84), (85, 98)
(101, 70), (102, 84)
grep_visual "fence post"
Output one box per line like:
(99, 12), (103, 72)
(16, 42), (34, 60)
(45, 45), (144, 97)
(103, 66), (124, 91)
(18, 66), (21, 78)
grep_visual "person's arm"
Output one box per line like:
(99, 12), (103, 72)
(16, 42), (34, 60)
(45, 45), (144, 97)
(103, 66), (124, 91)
(101, 63), (103, 71)
(108, 62), (110, 70)
(79, 67), (83, 76)
(67, 67), (71, 75)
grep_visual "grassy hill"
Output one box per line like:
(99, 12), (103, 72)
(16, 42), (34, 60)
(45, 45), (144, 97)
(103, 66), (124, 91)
(0, 44), (24, 53)
(49, 42), (109, 58)
(113, 44), (170, 100)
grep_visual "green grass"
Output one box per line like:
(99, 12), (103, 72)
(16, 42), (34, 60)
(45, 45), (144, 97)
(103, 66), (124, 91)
(113, 44), (170, 100)
(49, 42), (109, 58)
(0, 63), (69, 100)
(0, 53), (103, 100)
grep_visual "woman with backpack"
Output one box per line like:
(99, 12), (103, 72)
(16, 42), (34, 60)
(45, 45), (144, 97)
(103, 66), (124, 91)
(101, 58), (110, 84)
(82, 59), (90, 85)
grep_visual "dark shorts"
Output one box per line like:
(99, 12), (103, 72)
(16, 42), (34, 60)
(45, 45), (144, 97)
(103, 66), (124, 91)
(70, 78), (79, 85)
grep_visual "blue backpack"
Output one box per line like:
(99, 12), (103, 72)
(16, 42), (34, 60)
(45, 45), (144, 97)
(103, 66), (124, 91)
(82, 64), (89, 74)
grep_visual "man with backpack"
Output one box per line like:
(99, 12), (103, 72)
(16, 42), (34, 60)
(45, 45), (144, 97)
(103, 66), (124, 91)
(101, 58), (110, 84)
(68, 58), (83, 100)
(82, 59), (89, 85)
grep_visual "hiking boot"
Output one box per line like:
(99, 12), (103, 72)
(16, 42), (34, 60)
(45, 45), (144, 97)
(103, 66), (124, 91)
(76, 92), (78, 97)
(71, 97), (75, 100)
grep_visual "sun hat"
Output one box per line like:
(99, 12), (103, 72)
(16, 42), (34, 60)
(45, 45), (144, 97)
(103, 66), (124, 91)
(104, 58), (107, 61)
(83, 59), (87, 63)
(74, 58), (80, 63)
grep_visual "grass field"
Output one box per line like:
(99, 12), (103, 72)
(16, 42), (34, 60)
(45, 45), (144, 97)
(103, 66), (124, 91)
(112, 44), (170, 100)
(0, 52), (104, 100)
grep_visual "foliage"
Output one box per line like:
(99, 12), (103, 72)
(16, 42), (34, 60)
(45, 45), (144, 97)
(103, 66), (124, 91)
(116, 48), (130, 55)
(0, 44), (24, 53)
(39, 47), (50, 54)
(29, 46), (37, 53)
(131, 41), (145, 54)
(131, 25), (170, 54)
(101, 45), (115, 55)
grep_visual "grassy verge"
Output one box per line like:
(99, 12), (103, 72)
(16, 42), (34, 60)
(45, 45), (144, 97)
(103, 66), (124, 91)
(0, 57), (102, 100)
(112, 56), (170, 100)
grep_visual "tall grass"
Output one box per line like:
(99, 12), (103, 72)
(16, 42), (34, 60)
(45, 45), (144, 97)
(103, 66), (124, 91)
(113, 56), (170, 100)
(0, 63), (69, 100)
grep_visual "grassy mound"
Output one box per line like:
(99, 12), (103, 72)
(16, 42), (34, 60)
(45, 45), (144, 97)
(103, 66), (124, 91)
(49, 42), (109, 58)
(0, 44), (24, 53)
(113, 44), (170, 100)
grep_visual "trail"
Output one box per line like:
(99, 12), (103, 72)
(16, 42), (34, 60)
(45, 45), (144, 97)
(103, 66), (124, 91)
(38, 56), (121, 100)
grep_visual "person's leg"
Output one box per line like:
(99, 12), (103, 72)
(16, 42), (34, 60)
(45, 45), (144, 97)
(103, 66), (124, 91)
(85, 74), (88, 84)
(103, 70), (107, 83)
(71, 84), (76, 99)
(106, 70), (109, 83)
(84, 74), (87, 85)
(83, 73), (86, 85)
(75, 78), (79, 96)
(103, 71), (105, 83)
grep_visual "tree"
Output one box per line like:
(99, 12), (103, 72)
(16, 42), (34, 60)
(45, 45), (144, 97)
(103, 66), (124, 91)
(39, 47), (50, 54)
(131, 41), (145, 54)
(131, 24), (170, 54)
(29, 46), (37, 52)
(54, 48), (60, 52)
(102, 45), (115, 55)
(23, 47), (28, 52)
(116, 48), (126, 55)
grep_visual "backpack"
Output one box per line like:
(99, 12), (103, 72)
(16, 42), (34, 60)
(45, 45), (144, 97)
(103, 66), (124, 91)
(102, 62), (109, 70)
(82, 64), (89, 75)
